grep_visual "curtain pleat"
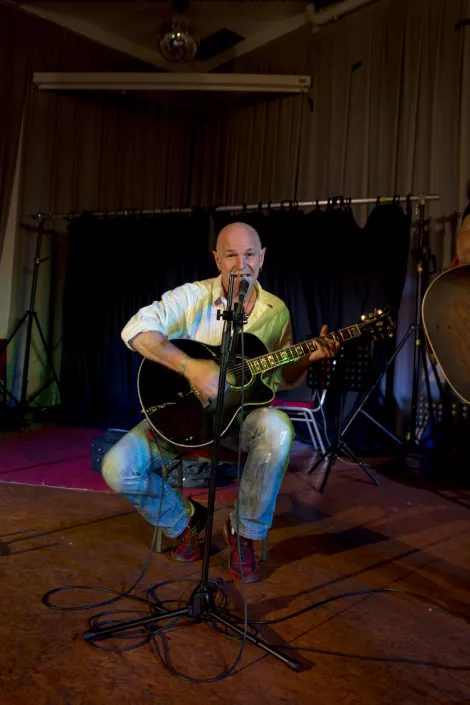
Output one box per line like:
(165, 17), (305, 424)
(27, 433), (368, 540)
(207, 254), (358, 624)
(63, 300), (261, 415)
(0, 8), (30, 258)
(298, 0), (470, 260)
(60, 212), (213, 425)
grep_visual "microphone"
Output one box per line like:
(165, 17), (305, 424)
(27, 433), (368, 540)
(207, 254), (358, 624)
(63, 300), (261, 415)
(237, 275), (251, 302)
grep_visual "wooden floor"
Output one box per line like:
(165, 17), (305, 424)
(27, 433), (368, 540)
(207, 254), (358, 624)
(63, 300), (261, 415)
(1, 445), (470, 704)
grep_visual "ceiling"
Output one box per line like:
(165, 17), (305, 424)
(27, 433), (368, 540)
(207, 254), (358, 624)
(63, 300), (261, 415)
(15, 0), (374, 72)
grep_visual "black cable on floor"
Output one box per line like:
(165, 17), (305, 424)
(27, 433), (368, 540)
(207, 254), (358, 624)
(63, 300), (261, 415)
(42, 431), (168, 613)
(245, 587), (470, 626)
(41, 324), (252, 681)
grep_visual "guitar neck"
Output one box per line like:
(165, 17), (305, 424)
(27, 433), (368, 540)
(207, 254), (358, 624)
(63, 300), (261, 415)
(247, 325), (362, 376)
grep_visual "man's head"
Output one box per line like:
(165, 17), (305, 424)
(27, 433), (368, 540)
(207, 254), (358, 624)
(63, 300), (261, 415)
(213, 222), (265, 297)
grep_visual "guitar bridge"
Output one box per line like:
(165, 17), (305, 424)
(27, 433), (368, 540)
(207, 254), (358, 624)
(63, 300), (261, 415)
(144, 402), (177, 415)
(144, 405), (158, 415)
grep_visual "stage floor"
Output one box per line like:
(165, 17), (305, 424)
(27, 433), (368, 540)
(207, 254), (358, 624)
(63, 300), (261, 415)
(1, 424), (469, 704)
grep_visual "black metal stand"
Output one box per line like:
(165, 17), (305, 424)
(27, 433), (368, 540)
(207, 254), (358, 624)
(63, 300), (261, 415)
(0, 215), (61, 429)
(82, 272), (304, 672)
(308, 355), (379, 493)
(338, 198), (441, 450)
(340, 323), (416, 445)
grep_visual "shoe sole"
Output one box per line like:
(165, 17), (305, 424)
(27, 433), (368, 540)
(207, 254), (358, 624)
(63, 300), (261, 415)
(172, 548), (201, 563)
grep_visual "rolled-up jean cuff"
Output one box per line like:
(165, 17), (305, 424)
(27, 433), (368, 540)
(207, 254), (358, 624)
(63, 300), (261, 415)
(230, 514), (266, 541)
(162, 510), (190, 539)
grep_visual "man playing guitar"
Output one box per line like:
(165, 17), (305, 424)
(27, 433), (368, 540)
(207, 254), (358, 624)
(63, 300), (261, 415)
(101, 222), (339, 582)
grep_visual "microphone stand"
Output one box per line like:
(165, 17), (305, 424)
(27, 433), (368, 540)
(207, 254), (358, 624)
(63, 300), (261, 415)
(228, 276), (249, 365)
(82, 272), (304, 673)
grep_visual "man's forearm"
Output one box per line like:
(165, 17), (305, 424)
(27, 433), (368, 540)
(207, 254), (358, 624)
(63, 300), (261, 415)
(131, 331), (190, 374)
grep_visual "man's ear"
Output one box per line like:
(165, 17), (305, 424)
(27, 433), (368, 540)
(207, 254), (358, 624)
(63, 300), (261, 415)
(212, 250), (220, 271)
(260, 247), (266, 268)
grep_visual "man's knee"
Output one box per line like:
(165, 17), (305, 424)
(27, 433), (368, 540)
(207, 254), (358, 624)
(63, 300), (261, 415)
(102, 448), (127, 493)
(101, 424), (151, 493)
(252, 407), (294, 448)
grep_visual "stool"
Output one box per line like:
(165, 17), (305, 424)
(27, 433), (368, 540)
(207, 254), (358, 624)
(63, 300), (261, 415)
(156, 450), (269, 561)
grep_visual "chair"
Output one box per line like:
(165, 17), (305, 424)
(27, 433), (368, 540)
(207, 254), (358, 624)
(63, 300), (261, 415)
(270, 389), (327, 455)
(157, 447), (269, 561)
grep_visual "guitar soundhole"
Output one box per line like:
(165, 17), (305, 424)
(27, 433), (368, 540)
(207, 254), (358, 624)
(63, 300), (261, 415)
(226, 356), (253, 390)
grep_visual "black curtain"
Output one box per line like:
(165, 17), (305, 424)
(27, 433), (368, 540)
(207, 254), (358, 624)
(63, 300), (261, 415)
(214, 202), (411, 451)
(61, 203), (410, 447)
(213, 202), (410, 343)
(61, 211), (213, 427)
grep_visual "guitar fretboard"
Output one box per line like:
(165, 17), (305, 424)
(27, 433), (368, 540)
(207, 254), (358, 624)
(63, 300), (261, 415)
(247, 325), (362, 375)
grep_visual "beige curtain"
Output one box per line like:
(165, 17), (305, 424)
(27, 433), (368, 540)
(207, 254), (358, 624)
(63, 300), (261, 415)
(1, 2), (154, 405)
(189, 92), (304, 206)
(0, 6), (30, 259)
(16, 21), (311, 223)
(298, 0), (470, 264)
(190, 24), (312, 206)
(21, 92), (193, 218)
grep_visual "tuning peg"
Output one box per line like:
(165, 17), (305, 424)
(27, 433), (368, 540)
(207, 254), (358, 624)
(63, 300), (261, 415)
(377, 309), (383, 315)
(361, 314), (366, 321)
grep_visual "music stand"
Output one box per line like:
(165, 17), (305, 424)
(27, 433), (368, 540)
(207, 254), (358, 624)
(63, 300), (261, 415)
(307, 342), (380, 493)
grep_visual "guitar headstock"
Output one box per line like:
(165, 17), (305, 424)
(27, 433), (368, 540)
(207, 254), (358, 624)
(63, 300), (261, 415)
(359, 307), (396, 341)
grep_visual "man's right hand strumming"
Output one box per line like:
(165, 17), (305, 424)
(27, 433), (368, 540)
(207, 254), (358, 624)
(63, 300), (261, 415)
(131, 332), (221, 401)
(183, 358), (220, 401)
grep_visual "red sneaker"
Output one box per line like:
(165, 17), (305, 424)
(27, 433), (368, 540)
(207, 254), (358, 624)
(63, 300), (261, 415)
(222, 519), (260, 583)
(172, 499), (206, 563)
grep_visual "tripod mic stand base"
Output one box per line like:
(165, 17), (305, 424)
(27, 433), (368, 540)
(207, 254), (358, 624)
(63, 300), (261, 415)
(83, 580), (306, 672)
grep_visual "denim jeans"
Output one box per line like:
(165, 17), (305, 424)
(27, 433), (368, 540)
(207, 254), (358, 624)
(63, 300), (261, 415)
(102, 407), (294, 540)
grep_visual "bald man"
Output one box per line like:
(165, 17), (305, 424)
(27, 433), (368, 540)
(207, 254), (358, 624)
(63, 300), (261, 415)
(102, 222), (338, 582)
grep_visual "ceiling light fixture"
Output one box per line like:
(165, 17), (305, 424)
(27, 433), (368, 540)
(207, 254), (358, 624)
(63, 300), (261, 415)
(158, 0), (199, 63)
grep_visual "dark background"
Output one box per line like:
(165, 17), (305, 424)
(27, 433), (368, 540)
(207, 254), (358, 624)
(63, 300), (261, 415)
(60, 202), (411, 452)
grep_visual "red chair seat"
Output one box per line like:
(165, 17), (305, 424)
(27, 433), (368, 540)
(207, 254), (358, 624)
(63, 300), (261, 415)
(271, 398), (315, 410)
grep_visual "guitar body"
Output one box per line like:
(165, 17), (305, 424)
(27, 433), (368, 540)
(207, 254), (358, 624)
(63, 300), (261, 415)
(138, 333), (275, 447)
(137, 308), (395, 448)
(422, 264), (470, 403)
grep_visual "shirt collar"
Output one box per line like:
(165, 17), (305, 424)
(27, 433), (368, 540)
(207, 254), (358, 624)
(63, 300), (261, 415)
(212, 274), (272, 308)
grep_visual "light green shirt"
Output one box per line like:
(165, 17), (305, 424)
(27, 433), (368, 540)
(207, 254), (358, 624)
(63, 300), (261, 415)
(122, 275), (294, 392)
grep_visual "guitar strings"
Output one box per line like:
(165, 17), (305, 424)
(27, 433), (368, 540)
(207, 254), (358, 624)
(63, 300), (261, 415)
(225, 320), (381, 377)
(225, 338), (328, 377)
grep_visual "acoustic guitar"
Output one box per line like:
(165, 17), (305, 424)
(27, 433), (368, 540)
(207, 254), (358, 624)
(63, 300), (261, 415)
(422, 264), (470, 404)
(138, 308), (395, 448)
